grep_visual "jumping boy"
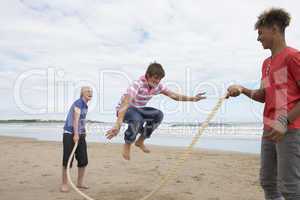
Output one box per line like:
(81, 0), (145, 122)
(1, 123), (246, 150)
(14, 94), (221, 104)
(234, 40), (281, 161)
(61, 86), (93, 192)
(106, 62), (206, 160)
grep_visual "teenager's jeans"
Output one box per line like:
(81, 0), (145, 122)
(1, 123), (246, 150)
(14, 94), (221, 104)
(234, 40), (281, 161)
(260, 130), (300, 200)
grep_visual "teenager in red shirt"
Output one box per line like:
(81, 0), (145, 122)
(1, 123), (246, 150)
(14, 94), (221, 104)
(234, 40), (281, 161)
(228, 8), (300, 200)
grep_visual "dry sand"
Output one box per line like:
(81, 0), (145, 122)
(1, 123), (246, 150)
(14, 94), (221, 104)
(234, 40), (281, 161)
(0, 136), (263, 200)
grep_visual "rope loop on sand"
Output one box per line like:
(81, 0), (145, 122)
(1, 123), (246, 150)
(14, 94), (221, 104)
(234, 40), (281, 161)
(66, 141), (94, 200)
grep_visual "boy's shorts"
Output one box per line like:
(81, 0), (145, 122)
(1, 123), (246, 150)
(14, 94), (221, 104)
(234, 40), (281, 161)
(62, 133), (88, 168)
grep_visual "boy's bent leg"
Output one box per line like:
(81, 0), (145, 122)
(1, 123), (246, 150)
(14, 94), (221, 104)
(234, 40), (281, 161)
(260, 133), (284, 200)
(277, 130), (300, 200)
(134, 107), (163, 153)
(123, 107), (144, 144)
(123, 107), (144, 160)
(139, 107), (164, 139)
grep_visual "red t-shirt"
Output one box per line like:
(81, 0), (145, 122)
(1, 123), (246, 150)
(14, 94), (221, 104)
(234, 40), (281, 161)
(262, 47), (300, 131)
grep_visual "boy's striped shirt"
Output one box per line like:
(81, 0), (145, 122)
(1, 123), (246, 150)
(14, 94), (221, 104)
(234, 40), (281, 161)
(116, 76), (168, 112)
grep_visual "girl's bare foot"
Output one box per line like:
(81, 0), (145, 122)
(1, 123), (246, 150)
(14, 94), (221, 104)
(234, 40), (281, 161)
(122, 143), (131, 160)
(60, 184), (69, 192)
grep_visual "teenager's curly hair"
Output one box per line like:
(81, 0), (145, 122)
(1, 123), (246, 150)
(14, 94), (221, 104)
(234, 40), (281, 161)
(255, 8), (291, 33)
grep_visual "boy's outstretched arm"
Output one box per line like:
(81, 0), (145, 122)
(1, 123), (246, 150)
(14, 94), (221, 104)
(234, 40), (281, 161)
(106, 95), (130, 139)
(162, 90), (206, 102)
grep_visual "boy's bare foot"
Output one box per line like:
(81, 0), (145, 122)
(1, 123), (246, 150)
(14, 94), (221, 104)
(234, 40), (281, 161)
(135, 143), (151, 153)
(60, 184), (69, 192)
(135, 136), (150, 153)
(122, 143), (131, 160)
(77, 185), (89, 190)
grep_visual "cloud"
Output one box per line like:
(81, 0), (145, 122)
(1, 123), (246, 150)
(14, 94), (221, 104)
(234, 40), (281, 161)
(1, 0), (300, 122)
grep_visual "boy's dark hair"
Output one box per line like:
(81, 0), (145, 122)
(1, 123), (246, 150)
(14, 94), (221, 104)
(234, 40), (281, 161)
(255, 8), (291, 33)
(145, 62), (165, 79)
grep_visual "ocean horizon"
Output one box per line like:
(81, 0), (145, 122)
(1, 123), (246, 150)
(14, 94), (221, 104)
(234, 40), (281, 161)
(0, 121), (263, 154)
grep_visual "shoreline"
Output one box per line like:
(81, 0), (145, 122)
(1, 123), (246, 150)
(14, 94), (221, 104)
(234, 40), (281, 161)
(0, 135), (260, 155)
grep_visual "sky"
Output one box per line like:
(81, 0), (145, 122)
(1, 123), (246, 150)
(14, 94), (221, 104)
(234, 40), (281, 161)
(1, 0), (300, 123)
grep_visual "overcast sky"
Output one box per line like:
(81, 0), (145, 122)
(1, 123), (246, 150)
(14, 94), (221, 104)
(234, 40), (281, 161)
(1, 0), (300, 122)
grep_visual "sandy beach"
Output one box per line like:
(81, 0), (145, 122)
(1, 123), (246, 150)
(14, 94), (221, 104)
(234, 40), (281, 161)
(0, 136), (263, 200)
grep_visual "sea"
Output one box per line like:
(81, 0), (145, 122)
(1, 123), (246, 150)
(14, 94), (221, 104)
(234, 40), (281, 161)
(0, 121), (263, 154)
